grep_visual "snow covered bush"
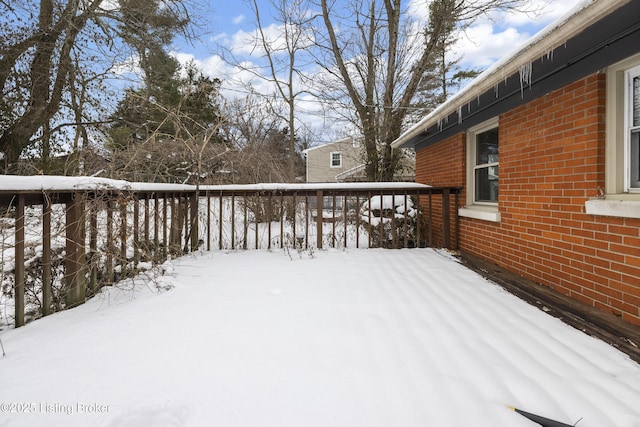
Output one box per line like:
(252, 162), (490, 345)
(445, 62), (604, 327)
(360, 194), (423, 248)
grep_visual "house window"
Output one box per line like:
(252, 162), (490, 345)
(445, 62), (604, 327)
(587, 53), (640, 219)
(474, 127), (499, 203)
(330, 152), (342, 168)
(460, 117), (500, 222)
(626, 64), (640, 191)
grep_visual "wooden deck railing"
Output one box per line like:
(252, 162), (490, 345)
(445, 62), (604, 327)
(0, 179), (461, 327)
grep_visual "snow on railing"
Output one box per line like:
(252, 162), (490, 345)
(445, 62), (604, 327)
(0, 176), (461, 328)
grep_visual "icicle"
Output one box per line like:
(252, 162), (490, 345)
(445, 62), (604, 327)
(457, 105), (463, 125)
(519, 62), (533, 99)
(494, 83), (499, 98)
(467, 102), (471, 114)
(546, 48), (554, 62)
(437, 117), (443, 131)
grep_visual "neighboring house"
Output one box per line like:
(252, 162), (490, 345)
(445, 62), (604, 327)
(303, 137), (416, 183)
(392, 0), (640, 325)
(303, 137), (365, 183)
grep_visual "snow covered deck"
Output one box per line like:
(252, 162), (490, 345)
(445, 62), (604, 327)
(1, 249), (639, 427)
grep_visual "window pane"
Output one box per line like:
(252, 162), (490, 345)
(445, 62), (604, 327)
(634, 75), (640, 127)
(476, 128), (499, 165)
(631, 129), (640, 188)
(475, 166), (499, 203)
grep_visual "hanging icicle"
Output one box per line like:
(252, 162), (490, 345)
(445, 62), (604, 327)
(457, 105), (463, 125)
(519, 62), (533, 99)
(494, 83), (499, 98)
(546, 48), (555, 62)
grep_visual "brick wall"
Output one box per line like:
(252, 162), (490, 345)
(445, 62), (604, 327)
(416, 133), (464, 248)
(416, 72), (640, 325)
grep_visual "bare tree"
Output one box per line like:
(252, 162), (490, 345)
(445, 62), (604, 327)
(109, 75), (228, 185)
(224, 0), (316, 182)
(222, 92), (293, 184)
(0, 0), (195, 172)
(314, 0), (533, 181)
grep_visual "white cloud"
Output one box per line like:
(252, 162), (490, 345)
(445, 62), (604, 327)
(452, 24), (531, 68)
(171, 52), (270, 102)
(221, 22), (316, 57)
(232, 14), (245, 25)
(452, 0), (583, 69)
(228, 28), (261, 55)
(497, 0), (582, 27)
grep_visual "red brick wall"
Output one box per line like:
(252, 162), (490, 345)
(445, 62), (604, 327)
(416, 133), (464, 247)
(416, 72), (640, 325)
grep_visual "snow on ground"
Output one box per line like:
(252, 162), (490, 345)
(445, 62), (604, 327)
(1, 248), (639, 427)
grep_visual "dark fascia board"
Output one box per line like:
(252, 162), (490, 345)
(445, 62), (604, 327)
(407, 0), (640, 152)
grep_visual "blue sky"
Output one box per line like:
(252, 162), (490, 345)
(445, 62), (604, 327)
(170, 0), (586, 141)
(180, 0), (585, 68)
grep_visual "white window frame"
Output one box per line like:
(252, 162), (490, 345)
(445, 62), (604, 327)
(330, 151), (342, 168)
(586, 53), (640, 219)
(460, 117), (501, 222)
(624, 64), (640, 192)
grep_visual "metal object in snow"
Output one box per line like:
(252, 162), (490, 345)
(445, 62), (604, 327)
(510, 406), (577, 427)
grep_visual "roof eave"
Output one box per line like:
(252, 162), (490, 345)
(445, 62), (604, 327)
(392, 0), (630, 149)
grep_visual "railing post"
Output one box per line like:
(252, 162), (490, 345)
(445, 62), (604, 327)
(279, 193), (284, 248)
(119, 196), (127, 275)
(402, 191), (408, 248)
(206, 190), (211, 251)
(190, 191), (199, 252)
(254, 193), (260, 250)
(160, 194), (167, 260)
(367, 191), (372, 248)
(355, 194), (360, 248)
(89, 201), (98, 293)
(305, 194), (309, 249)
(428, 191), (433, 247)
(231, 193), (236, 249)
(316, 190), (323, 249)
(343, 193), (347, 249)
(331, 192), (336, 247)
(243, 192), (248, 250)
(133, 195), (139, 266)
(442, 188), (451, 249)
(106, 199), (114, 284)
(414, 190), (421, 248)
(455, 189), (460, 251)
(144, 197), (150, 260)
(65, 191), (86, 308)
(14, 194), (25, 327)
(153, 193), (159, 259)
(42, 196), (52, 316)
(378, 189), (384, 248)
(183, 194), (190, 251)
(218, 193), (223, 250)
(170, 193), (181, 254)
(267, 193), (272, 250)
(292, 194), (297, 248)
